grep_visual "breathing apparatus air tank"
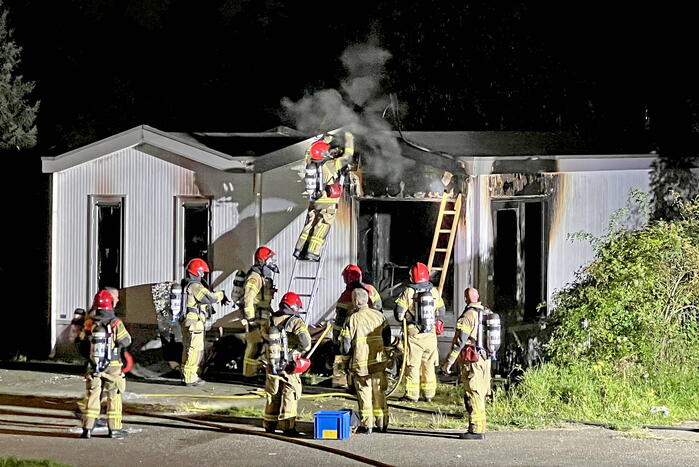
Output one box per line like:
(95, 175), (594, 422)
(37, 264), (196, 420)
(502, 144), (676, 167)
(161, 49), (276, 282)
(485, 311), (502, 360)
(90, 327), (112, 373)
(170, 283), (182, 323)
(417, 291), (436, 333)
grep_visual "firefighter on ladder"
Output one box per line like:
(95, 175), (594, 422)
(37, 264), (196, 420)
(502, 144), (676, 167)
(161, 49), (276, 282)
(340, 288), (392, 434)
(181, 258), (229, 386)
(333, 264), (382, 388)
(293, 131), (355, 261)
(242, 246), (278, 377)
(394, 262), (445, 402)
(442, 287), (492, 440)
(79, 290), (131, 439)
(262, 292), (311, 436)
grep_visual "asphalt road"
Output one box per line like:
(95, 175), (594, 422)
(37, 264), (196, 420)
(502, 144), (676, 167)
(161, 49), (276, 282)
(1, 405), (698, 467)
(1, 367), (698, 466)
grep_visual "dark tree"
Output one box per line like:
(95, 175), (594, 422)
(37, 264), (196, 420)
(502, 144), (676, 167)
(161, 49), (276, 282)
(0, 0), (38, 150)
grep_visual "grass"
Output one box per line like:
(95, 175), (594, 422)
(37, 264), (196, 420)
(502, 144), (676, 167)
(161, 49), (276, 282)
(0, 458), (70, 467)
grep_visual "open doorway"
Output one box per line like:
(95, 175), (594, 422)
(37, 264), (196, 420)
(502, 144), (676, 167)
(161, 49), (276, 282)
(492, 198), (547, 321)
(174, 197), (211, 281)
(357, 199), (455, 312)
(88, 196), (124, 304)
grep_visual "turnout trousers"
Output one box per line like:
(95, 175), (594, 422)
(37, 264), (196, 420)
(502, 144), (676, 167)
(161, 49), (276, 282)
(83, 365), (125, 430)
(405, 331), (438, 400)
(294, 204), (337, 258)
(264, 372), (302, 431)
(243, 322), (265, 377)
(181, 328), (205, 384)
(353, 371), (388, 429)
(461, 357), (491, 434)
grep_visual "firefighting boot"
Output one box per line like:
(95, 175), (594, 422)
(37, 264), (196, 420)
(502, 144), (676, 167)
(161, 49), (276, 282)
(356, 426), (373, 435)
(184, 379), (206, 387)
(305, 253), (320, 262)
(80, 428), (92, 439)
(459, 431), (485, 440)
(293, 249), (303, 260)
(282, 429), (301, 437)
(108, 429), (128, 439)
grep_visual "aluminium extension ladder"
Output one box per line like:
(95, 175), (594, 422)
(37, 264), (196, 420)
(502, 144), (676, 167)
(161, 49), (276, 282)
(427, 192), (463, 294)
(287, 242), (329, 322)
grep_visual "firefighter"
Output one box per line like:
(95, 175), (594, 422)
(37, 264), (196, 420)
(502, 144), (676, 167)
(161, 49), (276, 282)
(332, 264), (383, 388)
(262, 292), (311, 436)
(293, 132), (355, 261)
(79, 290), (131, 439)
(441, 287), (492, 440)
(242, 246), (278, 377)
(394, 262), (445, 402)
(181, 258), (229, 386)
(340, 288), (391, 434)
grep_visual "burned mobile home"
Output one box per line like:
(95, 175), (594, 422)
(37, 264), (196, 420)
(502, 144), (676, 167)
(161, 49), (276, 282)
(41, 125), (654, 374)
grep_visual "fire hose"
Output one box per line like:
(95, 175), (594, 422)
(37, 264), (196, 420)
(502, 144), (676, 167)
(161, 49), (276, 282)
(386, 319), (408, 399)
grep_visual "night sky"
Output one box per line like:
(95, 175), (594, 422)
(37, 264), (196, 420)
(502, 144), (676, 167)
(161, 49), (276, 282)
(5, 1), (698, 155)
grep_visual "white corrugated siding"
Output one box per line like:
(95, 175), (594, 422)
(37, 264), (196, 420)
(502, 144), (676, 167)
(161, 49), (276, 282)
(51, 146), (255, 346)
(544, 169), (650, 305)
(259, 161), (352, 325)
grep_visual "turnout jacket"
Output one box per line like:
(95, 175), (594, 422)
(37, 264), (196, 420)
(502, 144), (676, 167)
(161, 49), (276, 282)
(334, 283), (382, 338)
(445, 302), (485, 367)
(265, 314), (312, 361)
(393, 282), (446, 328)
(307, 134), (354, 205)
(340, 305), (392, 376)
(243, 266), (275, 321)
(81, 309), (131, 373)
(183, 274), (224, 331)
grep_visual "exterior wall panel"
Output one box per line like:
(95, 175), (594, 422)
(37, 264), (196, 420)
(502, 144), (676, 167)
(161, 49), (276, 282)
(544, 170), (650, 306)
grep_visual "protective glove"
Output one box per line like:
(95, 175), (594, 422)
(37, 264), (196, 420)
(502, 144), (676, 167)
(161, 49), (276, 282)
(221, 292), (231, 306)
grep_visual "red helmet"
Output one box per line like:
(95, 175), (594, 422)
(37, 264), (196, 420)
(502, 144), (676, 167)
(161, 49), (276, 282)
(93, 290), (114, 311)
(255, 246), (275, 263)
(410, 262), (430, 283)
(280, 292), (303, 313)
(187, 258), (210, 276)
(309, 140), (331, 161)
(342, 264), (363, 284)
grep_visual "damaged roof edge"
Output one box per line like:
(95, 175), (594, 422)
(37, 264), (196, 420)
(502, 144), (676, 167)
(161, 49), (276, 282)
(461, 153), (656, 175)
(41, 124), (252, 173)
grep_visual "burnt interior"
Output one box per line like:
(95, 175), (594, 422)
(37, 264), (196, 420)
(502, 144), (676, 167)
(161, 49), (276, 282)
(357, 199), (454, 312)
(492, 199), (546, 322)
(97, 202), (122, 290)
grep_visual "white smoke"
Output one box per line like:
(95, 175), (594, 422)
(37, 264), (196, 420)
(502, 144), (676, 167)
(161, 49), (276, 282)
(280, 42), (410, 183)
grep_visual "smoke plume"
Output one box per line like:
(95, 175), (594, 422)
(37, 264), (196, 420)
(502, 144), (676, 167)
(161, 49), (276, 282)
(281, 42), (409, 184)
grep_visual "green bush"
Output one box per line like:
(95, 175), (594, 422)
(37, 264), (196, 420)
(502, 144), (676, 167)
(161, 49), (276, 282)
(492, 194), (699, 430)
(0, 458), (70, 467)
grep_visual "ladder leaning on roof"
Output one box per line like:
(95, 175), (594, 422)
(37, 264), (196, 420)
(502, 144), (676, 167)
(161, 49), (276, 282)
(427, 192), (463, 294)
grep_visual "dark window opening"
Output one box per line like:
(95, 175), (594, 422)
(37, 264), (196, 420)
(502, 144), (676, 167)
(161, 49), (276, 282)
(357, 200), (454, 312)
(492, 199), (546, 322)
(97, 203), (122, 290)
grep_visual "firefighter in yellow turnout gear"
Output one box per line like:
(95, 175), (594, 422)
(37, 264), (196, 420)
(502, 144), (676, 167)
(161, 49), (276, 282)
(442, 288), (492, 440)
(181, 258), (228, 386)
(394, 262), (445, 402)
(333, 264), (383, 388)
(262, 292), (311, 436)
(79, 290), (131, 439)
(340, 288), (392, 434)
(293, 132), (355, 261)
(242, 246), (278, 377)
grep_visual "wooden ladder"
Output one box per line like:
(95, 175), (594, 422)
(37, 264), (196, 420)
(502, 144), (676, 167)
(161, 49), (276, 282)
(427, 192), (463, 294)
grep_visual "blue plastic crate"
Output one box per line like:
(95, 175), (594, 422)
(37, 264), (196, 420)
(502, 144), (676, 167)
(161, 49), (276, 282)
(314, 410), (351, 440)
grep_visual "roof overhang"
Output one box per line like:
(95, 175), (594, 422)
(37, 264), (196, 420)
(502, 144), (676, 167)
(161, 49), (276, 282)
(41, 125), (253, 173)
